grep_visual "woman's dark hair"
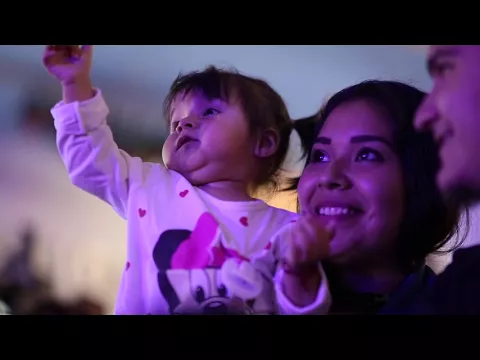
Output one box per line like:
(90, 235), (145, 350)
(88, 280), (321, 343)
(284, 113), (319, 192)
(288, 80), (468, 272)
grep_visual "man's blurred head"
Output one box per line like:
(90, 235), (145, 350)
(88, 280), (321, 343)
(415, 46), (480, 205)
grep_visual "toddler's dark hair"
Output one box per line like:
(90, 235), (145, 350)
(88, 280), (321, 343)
(164, 65), (293, 193)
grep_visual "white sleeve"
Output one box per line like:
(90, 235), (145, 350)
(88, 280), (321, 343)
(274, 263), (331, 315)
(51, 89), (161, 219)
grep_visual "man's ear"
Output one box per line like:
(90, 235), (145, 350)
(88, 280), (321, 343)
(254, 128), (279, 158)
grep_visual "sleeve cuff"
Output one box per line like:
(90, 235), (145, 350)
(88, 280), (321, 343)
(51, 88), (109, 135)
(275, 262), (331, 315)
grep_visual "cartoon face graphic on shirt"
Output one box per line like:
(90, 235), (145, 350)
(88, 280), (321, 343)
(152, 212), (274, 315)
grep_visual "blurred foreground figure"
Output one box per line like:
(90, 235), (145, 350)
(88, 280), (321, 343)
(0, 226), (103, 315)
(26, 298), (104, 315)
(0, 225), (52, 314)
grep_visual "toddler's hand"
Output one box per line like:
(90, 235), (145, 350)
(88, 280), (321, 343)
(42, 45), (93, 86)
(283, 215), (334, 273)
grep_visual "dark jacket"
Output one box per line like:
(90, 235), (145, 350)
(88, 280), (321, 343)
(417, 245), (480, 314)
(378, 265), (436, 314)
(327, 265), (436, 314)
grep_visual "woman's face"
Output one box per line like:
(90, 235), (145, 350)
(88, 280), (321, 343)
(298, 99), (405, 267)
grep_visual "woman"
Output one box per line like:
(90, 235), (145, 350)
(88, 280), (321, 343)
(289, 80), (467, 314)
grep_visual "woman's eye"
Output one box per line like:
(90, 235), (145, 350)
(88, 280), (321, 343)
(310, 149), (329, 163)
(355, 148), (384, 162)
